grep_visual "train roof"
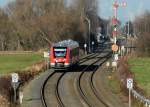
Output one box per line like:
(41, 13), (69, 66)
(53, 39), (79, 49)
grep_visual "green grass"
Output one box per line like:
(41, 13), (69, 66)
(128, 57), (150, 95)
(0, 53), (43, 74)
(107, 74), (121, 94)
(108, 79), (120, 94)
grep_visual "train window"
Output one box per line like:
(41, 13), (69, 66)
(54, 51), (66, 57)
(54, 47), (66, 58)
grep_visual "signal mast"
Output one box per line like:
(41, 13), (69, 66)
(111, 0), (126, 60)
(112, 0), (127, 44)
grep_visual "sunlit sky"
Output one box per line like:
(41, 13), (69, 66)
(0, 0), (14, 7)
(98, 0), (150, 23)
(1, 0), (150, 23)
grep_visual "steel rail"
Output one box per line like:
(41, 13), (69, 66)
(55, 72), (66, 107)
(77, 52), (111, 107)
(41, 71), (66, 107)
(41, 71), (57, 107)
(90, 54), (111, 107)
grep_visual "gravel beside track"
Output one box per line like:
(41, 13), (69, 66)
(21, 70), (54, 107)
(93, 66), (127, 107)
(58, 72), (85, 107)
(42, 72), (64, 107)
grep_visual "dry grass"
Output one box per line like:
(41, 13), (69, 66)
(117, 56), (146, 107)
(0, 61), (46, 106)
(0, 95), (9, 107)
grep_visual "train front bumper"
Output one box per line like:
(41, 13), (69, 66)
(50, 63), (70, 69)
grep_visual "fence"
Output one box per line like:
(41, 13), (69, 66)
(106, 60), (150, 107)
(132, 89), (150, 107)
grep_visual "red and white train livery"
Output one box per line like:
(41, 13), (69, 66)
(50, 39), (79, 70)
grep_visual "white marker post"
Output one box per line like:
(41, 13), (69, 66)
(121, 45), (125, 56)
(19, 91), (23, 104)
(106, 62), (110, 72)
(114, 54), (119, 61)
(127, 78), (133, 107)
(11, 73), (19, 103)
(84, 44), (87, 54)
(92, 41), (94, 53)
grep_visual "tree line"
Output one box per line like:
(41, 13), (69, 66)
(0, 0), (98, 51)
(134, 11), (150, 56)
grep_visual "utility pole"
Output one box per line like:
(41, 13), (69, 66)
(85, 17), (91, 53)
(128, 21), (130, 37)
(82, 7), (91, 54)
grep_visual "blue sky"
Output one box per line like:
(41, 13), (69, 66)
(0, 0), (11, 7)
(98, 0), (150, 23)
(1, 0), (150, 23)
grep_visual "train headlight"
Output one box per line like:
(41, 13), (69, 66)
(63, 59), (66, 62)
(54, 59), (58, 62)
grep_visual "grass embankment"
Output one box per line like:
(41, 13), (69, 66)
(128, 57), (150, 95)
(0, 53), (43, 74)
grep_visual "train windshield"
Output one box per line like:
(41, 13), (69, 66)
(54, 47), (67, 58)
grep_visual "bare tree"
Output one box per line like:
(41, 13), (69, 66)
(0, 0), (100, 50)
(134, 11), (150, 56)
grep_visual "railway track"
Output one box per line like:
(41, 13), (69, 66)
(41, 71), (65, 107)
(77, 52), (112, 107)
(79, 53), (99, 64)
(90, 55), (111, 107)
(41, 53), (99, 107)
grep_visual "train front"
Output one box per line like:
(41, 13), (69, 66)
(50, 47), (69, 70)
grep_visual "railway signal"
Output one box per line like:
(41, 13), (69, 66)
(112, 0), (126, 59)
(111, 44), (118, 52)
(11, 73), (19, 83)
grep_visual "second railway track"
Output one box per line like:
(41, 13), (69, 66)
(77, 52), (112, 107)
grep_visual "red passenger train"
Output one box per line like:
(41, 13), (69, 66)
(50, 39), (79, 70)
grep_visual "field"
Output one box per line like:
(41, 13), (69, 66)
(128, 57), (150, 95)
(0, 53), (43, 74)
